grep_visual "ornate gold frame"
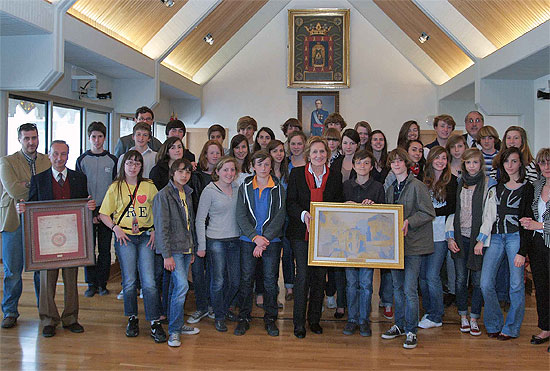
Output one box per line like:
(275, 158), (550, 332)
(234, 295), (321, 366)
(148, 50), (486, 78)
(308, 202), (404, 269)
(288, 9), (350, 88)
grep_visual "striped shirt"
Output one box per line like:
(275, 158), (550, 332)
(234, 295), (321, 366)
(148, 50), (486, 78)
(482, 150), (497, 176)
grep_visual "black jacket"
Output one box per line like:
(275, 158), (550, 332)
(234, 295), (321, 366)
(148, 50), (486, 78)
(286, 165), (343, 240)
(29, 168), (89, 201)
(343, 177), (385, 204)
(330, 155), (357, 181)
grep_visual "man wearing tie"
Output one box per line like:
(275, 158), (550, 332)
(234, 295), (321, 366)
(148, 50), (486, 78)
(17, 140), (96, 337)
(463, 111), (484, 149)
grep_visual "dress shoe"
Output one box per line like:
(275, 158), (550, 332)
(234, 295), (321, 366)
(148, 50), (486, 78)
(309, 323), (323, 334)
(1, 316), (17, 328)
(84, 286), (97, 297)
(294, 326), (306, 339)
(334, 310), (345, 319)
(42, 325), (56, 337)
(497, 333), (515, 341)
(63, 322), (84, 333)
(234, 320), (250, 336)
(531, 335), (550, 345)
(265, 321), (279, 337)
(487, 332), (500, 338)
(215, 319), (227, 332)
(98, 287), (110, 296)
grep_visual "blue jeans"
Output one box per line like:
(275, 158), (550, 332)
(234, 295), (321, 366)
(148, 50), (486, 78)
(282, 237), (295, 289)
(115, 233), (160, 321)
(495, 259), (510, 303)
(167, 253), (192, 334)
(446, 250), (456, 295)
(237, 240), (281, 322)
(207, 238), (240, 320)
(454, 236), (483, 318)
(191, 252), (210, 312)
(379, 269), (393, 307)
(391, 255), (422, 334)
(480, 233), (525, 337)
(346, 268), (373, 324)
(419, 241), (447, 323)
(2, 225), (40, 318)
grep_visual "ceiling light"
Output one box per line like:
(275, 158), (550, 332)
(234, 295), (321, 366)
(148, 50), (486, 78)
(204, 33), (214, 45)
(419, 32), (430, 44)
(161, 0), (174, 7)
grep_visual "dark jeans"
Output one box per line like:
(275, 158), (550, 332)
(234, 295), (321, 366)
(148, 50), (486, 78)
(326, 267), (347, 308)
(282, 237), (295, 288)
(207, 238), (240, 320)
(153, 253), (167, 316)
(292, 239), (326, 327)
(191, 252), (210, 312)
(254, 259), (265, 295)
(237, 240), (281, 322)
(530, 233), (549, 331)
(454, 236), (483, 318)
(84, 222), (112, 289)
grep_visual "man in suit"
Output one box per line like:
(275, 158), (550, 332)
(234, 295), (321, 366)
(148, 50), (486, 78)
(0, 123), (51, 329)
(17, 140), (96, 337)
(113, 106), (162, 158)
(463, 111), (484, 149)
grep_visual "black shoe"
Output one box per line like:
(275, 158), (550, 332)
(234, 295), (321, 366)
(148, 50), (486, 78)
(215, 319), (227, 332)
(334, 310), (345, 319)
(294, 326), (306, 339)
(150, 321), (167, 343)
(159, 317), (169, 325)
(84, 286), (97, 298)
(63, 322), (84, 333)
(359, 323), (372, 337)
(234, 320), (250, 336)
(226, 310), (238, 322)
(265, 321), (279, 337)
(531, 335), (550, 345)
(309, 323), (323, 334)
(126, 316), (139, 337)
(98, 287), (110, 296)
(1, 316), (17, 328)
(42, 325), (56, 337)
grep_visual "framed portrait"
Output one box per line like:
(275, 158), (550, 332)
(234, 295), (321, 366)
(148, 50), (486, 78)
(298, 90), (339, 137)
(288, 9), (350, 88)
(22, 199), (95, 271)
(308, 202), (404, 269)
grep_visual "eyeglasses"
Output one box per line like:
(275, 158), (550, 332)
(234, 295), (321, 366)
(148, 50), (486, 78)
(125, 161), (142, 168)
(538, 160), (550, 168)
(467, 118), (483, 123)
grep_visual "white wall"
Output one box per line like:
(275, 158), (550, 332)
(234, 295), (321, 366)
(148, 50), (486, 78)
(195, 0), (437, 146)
(534, 74), (550, 153)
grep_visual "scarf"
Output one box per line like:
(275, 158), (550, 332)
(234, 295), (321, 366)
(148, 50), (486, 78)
(453, 170), (486, 271)
(410, 163), (420, 176)
(304, 164), (329, 240)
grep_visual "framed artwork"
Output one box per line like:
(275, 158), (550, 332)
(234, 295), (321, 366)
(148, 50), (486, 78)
(288, 9), (350, 88)
(308, 202), (404, 269)
(22, 199), (95, 271)
(298, 90), (339, 137)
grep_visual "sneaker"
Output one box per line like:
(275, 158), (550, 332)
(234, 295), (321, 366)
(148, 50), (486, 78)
(343, 322), (357, 336)
(265, 321), (279, 337)
(460, 317), (471, 333)
(215, 319), (227, 332)
(383, 306), (394, 320)
(168, 333), (181, 347)
(84, 286), (97, 297)
(151, 321), (167, 343)
(126, 316), (139, 337)
(180, 325), (200, 335)
(381, 324), (405, 339)
(226, 310), (238, 322)
(403, 332), (417, 349)
(418, 316), (442, 329)
(98, 287), (110, 296)
(187, 310), (209, 324)
(470, 320), (481, 336)
(207, 307), (215, 319)
(117, 289), (124, 300)
(359, 323), (372, 337)
(326, 296), (337, 309)
(234, 320), (250, 336)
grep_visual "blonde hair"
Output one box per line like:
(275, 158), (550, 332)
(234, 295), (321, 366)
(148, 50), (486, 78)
(460, 148), (484, 175)
(304, 136), (331, 163)
(211, 156), (238, 182)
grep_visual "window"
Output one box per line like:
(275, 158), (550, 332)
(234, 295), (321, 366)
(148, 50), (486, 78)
(52, 104), (82, 169)
(119, 116), (134, 138)
(7, 96), (47, 155)
(85, 110), (110, 151)
(154, 122), (167, 143)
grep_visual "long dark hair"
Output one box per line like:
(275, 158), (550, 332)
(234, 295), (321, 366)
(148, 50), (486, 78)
(155, 136), (183, 164)
(266, 139), (289, 184)
(497, 147), (526, 183)
(397, 120), (420, 148)
(253, 127), (275, 152)
(423, 146), (452, 202)
(230, 134), (251, 173)
(370, 130), (388, 169)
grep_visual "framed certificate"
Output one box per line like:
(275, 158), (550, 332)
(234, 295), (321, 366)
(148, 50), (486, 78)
(22, 199), (95, 271)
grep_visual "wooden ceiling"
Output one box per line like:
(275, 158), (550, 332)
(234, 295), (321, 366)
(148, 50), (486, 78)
(374, 0), (474, 78)
(449, 0), (550, 49)
(67, 0), (188, 52)
(162, 0), (268, 79)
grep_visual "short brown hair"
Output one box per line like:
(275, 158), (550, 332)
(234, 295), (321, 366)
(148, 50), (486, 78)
(324, 113), (347, 129)
(88, 121), (107, 137)
(387, 147), (412, 168)
(211, 156), (238, 182)
(208, 124), (226, 140)
(304, 136), (331, 163)
(169, 158), (193, 178)
(133, 122), (151, 136)
(353, 149), (376, 167)
(445, 134), (467, 152)
(281, 118), (302, 135)
(322, 127), (341, 141)
(237, 116), (257, 132)
(288, 130), (307, 144)
(536, 147), (550, 165)
(433, 114), (456, 130)
(250, 150), (272, 167)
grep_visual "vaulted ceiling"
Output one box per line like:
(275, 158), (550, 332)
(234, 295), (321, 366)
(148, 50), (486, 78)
(65, 0), (550, 85)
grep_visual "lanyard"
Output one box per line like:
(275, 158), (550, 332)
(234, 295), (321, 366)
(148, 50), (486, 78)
(124, 181), (140, 211)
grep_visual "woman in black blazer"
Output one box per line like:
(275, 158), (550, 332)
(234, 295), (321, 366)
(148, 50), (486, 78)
(286, 136), (343, 338)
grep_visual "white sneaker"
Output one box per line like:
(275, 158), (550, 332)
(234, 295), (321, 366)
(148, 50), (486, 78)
(168, 333), (181, 347)
(180, 325), (200, 335)
(326, 296), (337, 309)
(403, 332), (417, 349)
(117, 290), (124, 300)
(207, 307), (215, 319)
(418, 316), (442, 329)
(469, 319), (481, 336)
(187, 310), (209, 324)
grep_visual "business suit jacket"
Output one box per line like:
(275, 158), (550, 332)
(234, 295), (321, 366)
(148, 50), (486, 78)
(29, 168), (89, 202)
(286, 165), (343, 241)
(0, 151), (51, 232)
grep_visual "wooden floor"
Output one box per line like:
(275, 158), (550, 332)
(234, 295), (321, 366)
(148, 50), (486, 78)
(0, 268), (548, 370)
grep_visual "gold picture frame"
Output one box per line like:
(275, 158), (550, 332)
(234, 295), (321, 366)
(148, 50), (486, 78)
(308, 202), (404, 269)
(288, 9), (350, 88)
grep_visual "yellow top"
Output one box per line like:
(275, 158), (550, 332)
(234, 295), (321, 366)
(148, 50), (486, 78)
(179, 189), (190, 231)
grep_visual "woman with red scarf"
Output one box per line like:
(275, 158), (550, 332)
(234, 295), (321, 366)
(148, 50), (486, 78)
(286, 136), (343, 339)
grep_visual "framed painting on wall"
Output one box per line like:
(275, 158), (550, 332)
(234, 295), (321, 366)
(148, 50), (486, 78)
(308, 202), (404, 269)
(288, 9), (350, 88)
(297, 90), (339, 137)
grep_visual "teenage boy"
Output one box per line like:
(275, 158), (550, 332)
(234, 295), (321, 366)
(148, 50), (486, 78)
(381, 148), (435, 349)
(425, 115), (455, 151)
(237, 116), (257, 152)
(114, 106), (162, 158)
(117, 123), (157, 177)
(208, 124), (229, 155)
(76, 122), (118, 297)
